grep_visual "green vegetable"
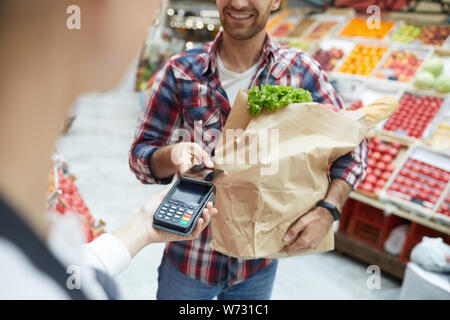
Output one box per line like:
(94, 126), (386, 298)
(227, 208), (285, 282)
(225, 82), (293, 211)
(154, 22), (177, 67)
(422, 56), (444, 77)
(247, 84), (313, 116)
(435, 75), (450, 93)
(414, 71), (435, 89)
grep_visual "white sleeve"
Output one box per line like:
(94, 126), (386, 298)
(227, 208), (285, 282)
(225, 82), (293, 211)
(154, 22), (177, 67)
(82, 234), (131, 278)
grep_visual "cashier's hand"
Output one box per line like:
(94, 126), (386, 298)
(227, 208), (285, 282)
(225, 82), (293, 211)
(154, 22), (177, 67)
(281, 206), (334, 254)
(139, 188), (218, 243)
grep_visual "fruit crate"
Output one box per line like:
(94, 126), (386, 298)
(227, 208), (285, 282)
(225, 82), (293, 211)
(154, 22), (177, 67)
(433, 183), (450, 226)
(345, 201), (405, 249)
(371, 44), (432, 83)
(356, 137), (407, 199)
(301, 14), (347, 41)
(338, 17), (397, 42)
(379, 90), (449, 141)
(380, 144), (450, 220)
(338, 198), (357, 233)
(391, 23), (450, 47)
(334, 42), (390, 78)
(412, 48), (450, 95)
(313, 38), (354, 73)
(398, 221), (450, 263)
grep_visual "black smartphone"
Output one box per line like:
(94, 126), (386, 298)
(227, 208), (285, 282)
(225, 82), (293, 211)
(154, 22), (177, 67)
(180, 165), (224, 186)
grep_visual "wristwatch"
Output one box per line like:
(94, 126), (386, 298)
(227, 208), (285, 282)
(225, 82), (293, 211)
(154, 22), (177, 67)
(316, 200), (341, 221)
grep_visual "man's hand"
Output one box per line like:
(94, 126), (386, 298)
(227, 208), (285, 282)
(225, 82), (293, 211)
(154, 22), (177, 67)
(281, 206), (334, 254)
(151, 142), (214, 179)
(281, 178), (352, 254)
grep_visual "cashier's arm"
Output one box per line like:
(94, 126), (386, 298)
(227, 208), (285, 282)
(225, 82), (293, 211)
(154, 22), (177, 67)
(113, 189), (217, 258)
(281, 179), (351, 254)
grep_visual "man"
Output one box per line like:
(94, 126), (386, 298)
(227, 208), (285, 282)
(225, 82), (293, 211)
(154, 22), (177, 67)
(130, 0), (368, 300)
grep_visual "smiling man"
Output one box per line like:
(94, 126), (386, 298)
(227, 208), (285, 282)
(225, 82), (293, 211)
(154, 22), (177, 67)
(130, 0), (368, 300)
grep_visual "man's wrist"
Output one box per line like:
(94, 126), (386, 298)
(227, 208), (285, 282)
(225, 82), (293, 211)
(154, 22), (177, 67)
(151, 145), (176, 180)
(317, 200), (341, 221)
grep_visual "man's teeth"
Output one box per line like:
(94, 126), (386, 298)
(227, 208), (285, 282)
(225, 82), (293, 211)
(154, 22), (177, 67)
(230, 13), (252, 19)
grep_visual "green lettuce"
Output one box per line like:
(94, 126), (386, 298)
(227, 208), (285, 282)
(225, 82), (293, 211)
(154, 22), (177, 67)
(247, 84), (313, 116)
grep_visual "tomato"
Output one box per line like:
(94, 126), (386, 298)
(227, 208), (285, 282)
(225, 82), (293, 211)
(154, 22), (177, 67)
(381, 154), (393, 164)
(361, 182), (374, 192)
(375, 179), (386, 188)
(373, 169), (383, 177)
(375, 162), (386, 170)
(371, 152), (382, 161)
(366, 174), (377, 184)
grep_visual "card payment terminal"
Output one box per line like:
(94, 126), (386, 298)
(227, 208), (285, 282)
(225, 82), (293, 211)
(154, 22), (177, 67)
(152, 165), (224, 236)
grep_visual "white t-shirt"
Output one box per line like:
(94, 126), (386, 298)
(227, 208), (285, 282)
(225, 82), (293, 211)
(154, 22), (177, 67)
(216, 54), (258, 107)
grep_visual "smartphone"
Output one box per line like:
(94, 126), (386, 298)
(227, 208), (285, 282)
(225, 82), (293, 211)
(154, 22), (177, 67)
(180, 165), (224, 186)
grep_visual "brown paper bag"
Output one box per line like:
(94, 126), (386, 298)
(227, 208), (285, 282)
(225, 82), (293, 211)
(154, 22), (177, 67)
(210, 90), (372, 259)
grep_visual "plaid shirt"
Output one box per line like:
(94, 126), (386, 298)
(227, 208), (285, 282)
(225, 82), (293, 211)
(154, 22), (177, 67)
(129, 32), (368, 286)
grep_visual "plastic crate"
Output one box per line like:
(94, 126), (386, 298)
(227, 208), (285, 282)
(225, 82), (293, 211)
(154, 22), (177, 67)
(346, 201), (404, 249)
(398, 222), (450, 263)
(338, 198), (357, 233)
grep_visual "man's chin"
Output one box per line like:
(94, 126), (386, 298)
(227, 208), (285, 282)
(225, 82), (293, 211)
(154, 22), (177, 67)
(223, 28), (261, 41)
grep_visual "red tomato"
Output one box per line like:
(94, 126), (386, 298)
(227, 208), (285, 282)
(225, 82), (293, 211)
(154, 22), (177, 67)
(366, 174), (377, 184)
(361, 182), (374, 192)
(375, 162), (386, 170)
(375, 179), (386, 188)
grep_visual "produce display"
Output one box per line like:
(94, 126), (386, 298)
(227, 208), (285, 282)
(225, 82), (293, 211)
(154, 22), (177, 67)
(418, 25), (450, 46)
(436, 193), (450, 217)
(304, 21), (337, 40)
(313, 47), (344, 71)
(337, 44), (388, 76)
(391, 24), (423, 43)
(48, 168), (105, 242)
(288, 18), (316, 38)
(414, 55), (450, 93)
(339, 17), (395, 39)
(374, 49), (424, 83)
(247, 84), (313, 116)
(358, 138), (400, 195)
(271, 22), (294, 38)
(287, 39), (313, 52)
(383, 93), (444, 139)
(386, 158), (449, 209)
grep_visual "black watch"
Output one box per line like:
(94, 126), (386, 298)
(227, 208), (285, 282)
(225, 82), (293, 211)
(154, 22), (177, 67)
(316, 200), (341, 221)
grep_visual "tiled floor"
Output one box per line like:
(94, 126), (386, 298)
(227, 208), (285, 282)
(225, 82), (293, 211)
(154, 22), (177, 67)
(57, 90), (402, 300)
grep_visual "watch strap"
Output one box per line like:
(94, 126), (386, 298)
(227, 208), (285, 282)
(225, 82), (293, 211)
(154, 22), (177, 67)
(317, 200), (341, 221)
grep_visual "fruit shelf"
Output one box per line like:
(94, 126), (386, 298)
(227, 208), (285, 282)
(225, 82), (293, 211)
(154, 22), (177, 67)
(380, 145), (450, 223)
(47, 167), (105, 242)
(380, 90), (449, 141)
(338, 17), (396, 41)
(391, 22), (450, 47)
(349, 191), (450, 236)
(412, 48), (450, 95)
(313, 39), (354, 72)
(356, 137), (407, 198)
(336, 43), (389, 77)
(372, 44), (432, 83)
